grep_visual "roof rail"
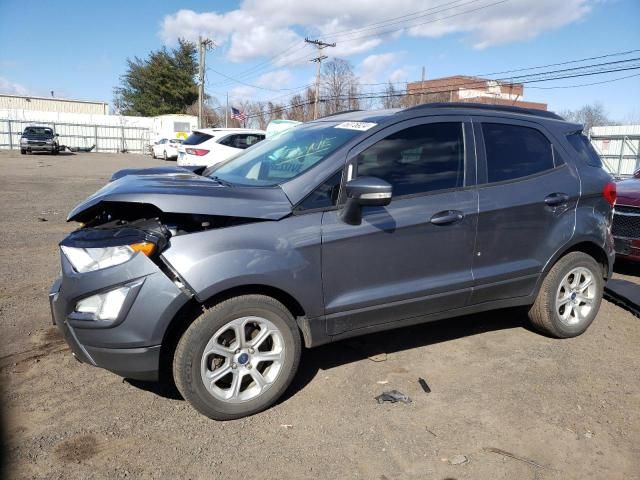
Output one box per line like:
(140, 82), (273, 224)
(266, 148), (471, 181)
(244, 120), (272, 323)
(319, 109), (362, 119)
(402, 102), (564, 120)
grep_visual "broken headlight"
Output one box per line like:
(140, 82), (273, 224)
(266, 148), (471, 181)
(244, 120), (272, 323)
(61, 242), (155, 273)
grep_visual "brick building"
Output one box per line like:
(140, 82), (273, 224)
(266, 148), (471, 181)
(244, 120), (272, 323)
(406, 75), (547, 110)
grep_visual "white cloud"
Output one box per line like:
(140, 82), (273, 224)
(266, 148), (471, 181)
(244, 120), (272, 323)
(0, 77), (29, 95)
(359, 53), (402, 84)
(255, 70), (294, 89)
(389, 68), (410, 84)
(229, 85), (257, 101)
(161, 1), (595, 64)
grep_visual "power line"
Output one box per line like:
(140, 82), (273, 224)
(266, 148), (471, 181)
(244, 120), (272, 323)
(240, 60), (640, 120)
(208, 0), (508, 89)
(326, 0), (509, 44)
(527, 72), (640, 89)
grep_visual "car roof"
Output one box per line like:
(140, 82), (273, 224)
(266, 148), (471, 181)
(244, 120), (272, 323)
(314, 102), (578, 129)
(195, 128), (265, 136)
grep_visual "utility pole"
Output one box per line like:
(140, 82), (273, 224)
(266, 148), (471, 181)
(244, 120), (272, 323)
(305, 37), (335, 120)
(419, 66), (426, 105)
(198, 36), (214, 129)
(225, 92), (229, 128)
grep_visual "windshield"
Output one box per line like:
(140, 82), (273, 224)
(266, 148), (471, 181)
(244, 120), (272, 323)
(208, 122), (364, 186)
(24, 127), (53, 136)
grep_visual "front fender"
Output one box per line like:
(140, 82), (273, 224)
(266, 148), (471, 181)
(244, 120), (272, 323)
(161, 213), (324, 318)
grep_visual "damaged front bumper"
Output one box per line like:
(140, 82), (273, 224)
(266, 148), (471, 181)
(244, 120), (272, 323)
(49, 247), (191, 381)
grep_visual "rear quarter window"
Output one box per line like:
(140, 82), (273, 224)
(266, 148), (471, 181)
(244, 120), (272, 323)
(566, 132), (603, 168)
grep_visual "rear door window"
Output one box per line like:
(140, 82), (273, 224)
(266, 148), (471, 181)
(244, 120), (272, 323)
(482, 123), (555, 183)
(183, 132), (213, 145)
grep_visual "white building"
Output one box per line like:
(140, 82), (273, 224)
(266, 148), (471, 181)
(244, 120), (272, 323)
(590, 125), (640, 177)
(0, 93), (109, 115)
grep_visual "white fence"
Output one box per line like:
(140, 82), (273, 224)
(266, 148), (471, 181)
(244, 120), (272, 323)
(0, 109), (154, 154)
(590, 125), (640, 178)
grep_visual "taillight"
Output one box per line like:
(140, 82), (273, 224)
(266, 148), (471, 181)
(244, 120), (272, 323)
(186, 148), (209, 156)
(603, 181), (617, 206)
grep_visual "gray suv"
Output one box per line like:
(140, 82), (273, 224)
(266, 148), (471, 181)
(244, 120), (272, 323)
(50, 103), (616, 420)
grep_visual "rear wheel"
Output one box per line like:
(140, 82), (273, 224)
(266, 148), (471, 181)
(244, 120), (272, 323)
(20, 149), (26, 155)
(528, 252), (603, 338)
(151, 149), (156, 159)
(173, 295), (301, 420)
(163, 150), (168, 161)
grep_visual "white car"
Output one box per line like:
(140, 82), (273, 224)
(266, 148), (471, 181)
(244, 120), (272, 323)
(177, 128), (266, 167)
(151, 138), (183, 160)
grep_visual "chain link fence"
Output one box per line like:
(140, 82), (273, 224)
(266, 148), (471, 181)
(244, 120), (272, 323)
(0, 118), (151, 154)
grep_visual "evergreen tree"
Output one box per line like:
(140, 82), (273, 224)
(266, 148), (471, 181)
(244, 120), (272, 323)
(114, 39), (198, 116)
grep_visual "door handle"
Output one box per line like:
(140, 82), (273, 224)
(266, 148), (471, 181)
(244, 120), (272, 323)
(544, 192), (569, 206)
(430, 210), (464, 225)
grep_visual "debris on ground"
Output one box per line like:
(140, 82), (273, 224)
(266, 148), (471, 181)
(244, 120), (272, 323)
(375, 390), (412, 404)
(368, 353), (387, 362)
(425, 427), (437, 437)
(483, 447), (553, 470)
(418, 377), (431, 393)
(280, 424), (293, 429)
(37, 217), (48, 222)
(584, 430), (595, 438)
(449, 454), (469, 465)
(376, 380), (389, 385)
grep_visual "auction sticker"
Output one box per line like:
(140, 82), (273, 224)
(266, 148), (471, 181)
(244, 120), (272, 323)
(334, 121), (377, 131)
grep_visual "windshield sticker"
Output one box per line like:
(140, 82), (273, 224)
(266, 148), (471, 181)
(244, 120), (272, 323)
(334, 121), (377, 131)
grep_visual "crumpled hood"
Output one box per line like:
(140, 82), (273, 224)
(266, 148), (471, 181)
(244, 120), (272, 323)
(67, 171), (293, 222)
(616, 178), (640, 207)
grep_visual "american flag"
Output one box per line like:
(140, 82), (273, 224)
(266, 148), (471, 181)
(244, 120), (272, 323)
(231, 107), (247, 122)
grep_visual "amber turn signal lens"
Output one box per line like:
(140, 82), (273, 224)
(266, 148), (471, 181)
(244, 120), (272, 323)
(129, 241), (156, 256)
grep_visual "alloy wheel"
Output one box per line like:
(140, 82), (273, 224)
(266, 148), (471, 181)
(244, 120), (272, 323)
(556, 267), (596, 326)
(200, 316), (285, 403)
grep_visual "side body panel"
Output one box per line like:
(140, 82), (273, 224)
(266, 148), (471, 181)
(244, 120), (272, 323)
(162, 213), (325, 319)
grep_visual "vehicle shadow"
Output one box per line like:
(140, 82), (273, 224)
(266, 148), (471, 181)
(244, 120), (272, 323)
(126, 307), (530, 406)
(614, 259), (640, 278)
(279, 307), (529, 405)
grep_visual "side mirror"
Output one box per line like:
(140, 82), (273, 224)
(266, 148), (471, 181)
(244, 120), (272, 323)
(340, 176), (392, 225)
(54, 133), (59, 137)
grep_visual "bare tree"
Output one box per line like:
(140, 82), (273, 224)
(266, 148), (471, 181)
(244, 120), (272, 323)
(321, 58), (360, 116)
(561, 103), (612, 134)
(185, 98), (222, 127)
(382, 82), (403, 109)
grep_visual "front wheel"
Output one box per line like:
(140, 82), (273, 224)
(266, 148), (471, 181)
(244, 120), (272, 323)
(528, 252), (603, 338)
(163, 150), (168, 161)
(173, 295), (301, 420)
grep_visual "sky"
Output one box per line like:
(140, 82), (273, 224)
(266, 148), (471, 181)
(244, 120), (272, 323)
(0, 0), (639, 120)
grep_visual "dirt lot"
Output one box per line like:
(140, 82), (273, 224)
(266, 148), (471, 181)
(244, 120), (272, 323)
(1, 149), (639, 479)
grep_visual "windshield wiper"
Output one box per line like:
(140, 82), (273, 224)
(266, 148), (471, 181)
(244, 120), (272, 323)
(209, 175), (234, 187)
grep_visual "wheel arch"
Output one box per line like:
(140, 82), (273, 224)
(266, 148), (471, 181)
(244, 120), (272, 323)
(158, 284), (308, 384)
(546, 240), (610, 278)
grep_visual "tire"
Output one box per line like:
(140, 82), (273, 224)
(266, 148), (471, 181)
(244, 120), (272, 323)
(163, 150), (168, 161)
(151, 149), (156, 159)
(20, 149), (26, 155)
(52, 146), (59, 155)
(173, 294), (302, 420)
(528, 252), (603, 338)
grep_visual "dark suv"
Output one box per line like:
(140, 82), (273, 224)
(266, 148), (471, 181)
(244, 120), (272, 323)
(50, 103), (616, 420)
(20, 125), (60, 154)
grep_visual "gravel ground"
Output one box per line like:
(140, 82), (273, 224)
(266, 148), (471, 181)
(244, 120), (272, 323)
(1, 149), (639, 479)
